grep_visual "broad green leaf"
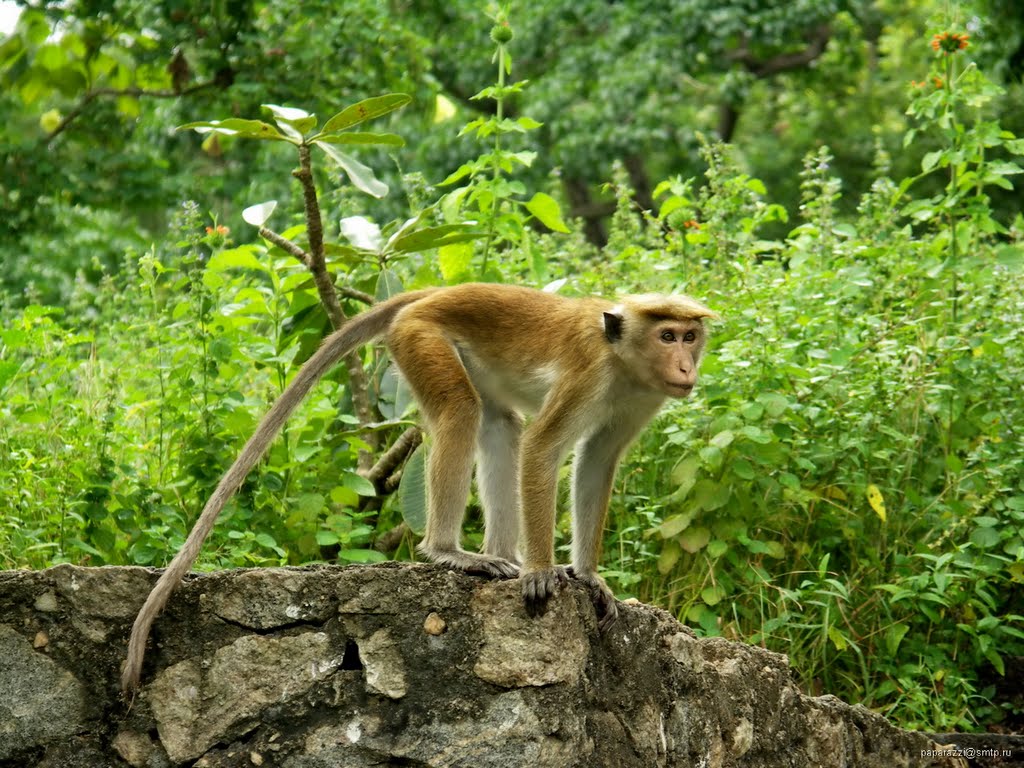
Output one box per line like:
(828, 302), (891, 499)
(322, 93), (412, 133)
(730, 458), (755, 481)
(657, 513), (693, 539)
(701, 584), (727, 606)
(242, 200), (278, 227)
(316, 530), (340, 546)
(970, 526), (1001, 549)
(255, 533), (279, 550)
(671, 455), (700, 493)
(763, 541), (785, 559)
(390, 225), (483, 254)
(524, 192), (570, 233)
(757, 392), (788, 418)
(707, 540), (728, 558)
(679, 526), (711, 553)
(315, 142), (388, 197)
(206, 247), (267, 273)
(657, 540), (681, 575)
(921, 150), (943, 173)
(313, 131), (404, 147)
(710, 429), (734, 450)
(996, 246), (1024, 267)
(341, 470), (376, 497)
(399, 444), (428, 534)
(375, 269), (404, 301)
(439, 242), (474, 283)
(178, 119), (285, 141)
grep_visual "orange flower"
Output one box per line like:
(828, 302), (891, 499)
(931, 31), (969, 55)
(932, 76), (945, 89)
(683, 220), (701, 230)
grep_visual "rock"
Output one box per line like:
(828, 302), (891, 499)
(0, 564), (990, 767)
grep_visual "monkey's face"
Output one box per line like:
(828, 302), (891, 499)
(648, 320), (705, 398)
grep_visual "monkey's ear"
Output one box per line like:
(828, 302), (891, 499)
(603, 310), (623, 342)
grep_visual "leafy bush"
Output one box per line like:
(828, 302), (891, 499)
(1, 14), (1022, 734)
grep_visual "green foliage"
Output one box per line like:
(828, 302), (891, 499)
(594, 31), (1024, 729)
(2, 1), (1023, 736)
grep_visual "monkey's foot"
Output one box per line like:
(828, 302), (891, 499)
(421, 546), (520, 579)
(567, 567), (619, 631)
(520, 565), (569, 618)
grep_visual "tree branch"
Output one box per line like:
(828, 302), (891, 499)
(293, 144), (378, 470)
(259, 227), (312, 268)
(365, 427), (422, 487)
(730, 25), (832, 78)
(43, 79), (223, 142)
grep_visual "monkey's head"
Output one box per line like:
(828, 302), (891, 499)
(603, 294), (718, 398)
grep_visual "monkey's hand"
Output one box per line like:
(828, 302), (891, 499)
(520, 565), (569, 618)
(567, 567), (619, 631)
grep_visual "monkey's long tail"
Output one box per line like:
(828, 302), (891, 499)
(121, 289), (432, 693)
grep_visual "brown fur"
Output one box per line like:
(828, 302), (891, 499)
(121, 283), (716, 692)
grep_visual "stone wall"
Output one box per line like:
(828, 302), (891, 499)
(0, 563), (990, 767)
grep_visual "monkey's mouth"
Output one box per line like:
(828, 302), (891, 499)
(666, 382), (694, 395)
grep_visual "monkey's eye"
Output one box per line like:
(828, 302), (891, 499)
(660, 330), (676, 343)
(683, 330), (697, 343)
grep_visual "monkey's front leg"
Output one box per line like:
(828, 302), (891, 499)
(569, 427), (643, 631)
(518, 424), (573, 617)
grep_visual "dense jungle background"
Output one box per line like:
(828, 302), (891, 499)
(1, 0), (1023, 734)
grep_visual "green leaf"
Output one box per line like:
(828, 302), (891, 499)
(263, 104), (316, 139)
(921, 150), (943, 173)
(206, 247), (267, 273)
(389, 225), (484, 255)
(757, 393), (789, 418)
(730, 458), (755, 481)
(439, 242), (474, 283)
(178, 119), (286, 141)
(375, 269), (404, 301)
(710, 429), (734, 450)
(679, 526), (711, 553)
(315, 142), (388, 197)
(341, 471), (376, 497)
(707, 539), (728, 558)
(827, 626), (848, 652)
(339, 548), (389, 564)
(316, 530), (340, 546)
(885, 623), (910, 656)
(313, 131), (405, 147)
(701, 584), (727, 606)
(657, 540), (681, 575)
(399, 444), (428, 534)
(996, 246), (1024, 268)
(970, 526), (1001, 549)
(255, 533), (278, 550)
(321, 93), (412, 133)
(657, 513), (693, 539)
(524, 193), (569, 233)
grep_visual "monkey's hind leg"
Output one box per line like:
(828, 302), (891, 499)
(476, 403), (523, 565)
(397, 335), (518, 580)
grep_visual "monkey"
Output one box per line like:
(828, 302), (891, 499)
(121, 282), (717, 692)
